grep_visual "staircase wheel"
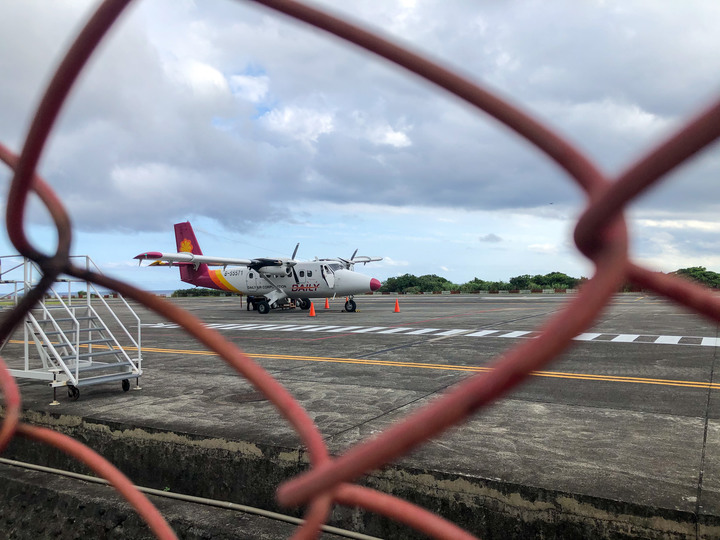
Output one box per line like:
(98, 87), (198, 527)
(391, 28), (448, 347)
(122, 379), (130, 392)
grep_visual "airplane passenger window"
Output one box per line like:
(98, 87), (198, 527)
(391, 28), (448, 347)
(299, 271), (304, 277)
(249, 272), (254, 278)
(307, 271), (313, 277)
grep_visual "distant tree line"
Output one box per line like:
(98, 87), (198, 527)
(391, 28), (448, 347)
(172, 288), (233, 297)
(379, 271), (585, 293)
(380, 267), (720, 294)
(672, 267), (720, 289)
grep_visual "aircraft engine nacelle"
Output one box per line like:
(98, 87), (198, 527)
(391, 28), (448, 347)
(249, 258), (295, 274)
(255, 265), (291, 274)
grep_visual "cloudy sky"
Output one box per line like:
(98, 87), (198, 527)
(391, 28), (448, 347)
(2, 0), (720, 291)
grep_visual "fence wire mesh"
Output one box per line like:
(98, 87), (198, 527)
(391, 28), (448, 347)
(3, 0), (720, 538)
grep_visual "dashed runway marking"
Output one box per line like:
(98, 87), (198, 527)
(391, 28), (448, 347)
(351, 326), (388, 333)
(574, 333), (602, 341)
(654, 336), (682, 344)
(466, 330), (498, 337)
(142, 322), (720, 347)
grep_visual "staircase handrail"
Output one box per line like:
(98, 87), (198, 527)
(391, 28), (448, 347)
(34, 292), (80, 359)
(26, 311), (78, 385)
(69, 255), (142, 365)
(85, 303), (139, 372)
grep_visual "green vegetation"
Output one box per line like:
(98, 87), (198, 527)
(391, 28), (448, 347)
(381, 274), (456, 294)
(380, 267), (720, 294)
(171, 288), (235, 297)
(379, 271), (584, 293)
(673, 266), (720, 289)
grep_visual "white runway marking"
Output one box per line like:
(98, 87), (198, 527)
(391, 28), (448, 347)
(377, 327), (416, 334)
(406, 328), (441, 335)
(301, 326), (342, 332)
(434, 329), (471, 336)
(654, 336), (683, 345)
(351, 327), (388, 333)
(574, 333), (602, 341)
(142, 323), (720, 347)
(611, 334), (640, 343)
(499, 331), (532, 339)
(466, 330), (499, 337)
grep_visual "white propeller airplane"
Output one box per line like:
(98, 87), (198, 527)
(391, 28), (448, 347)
(135, 222), (382, 314)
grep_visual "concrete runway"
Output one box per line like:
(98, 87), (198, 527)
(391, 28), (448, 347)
(4, 292), (720, 538)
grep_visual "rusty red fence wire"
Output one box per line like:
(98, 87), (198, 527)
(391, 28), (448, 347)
(3, 0), (720, 538)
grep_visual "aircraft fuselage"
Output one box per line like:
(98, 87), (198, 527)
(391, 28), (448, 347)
(208, 261), (379, 298)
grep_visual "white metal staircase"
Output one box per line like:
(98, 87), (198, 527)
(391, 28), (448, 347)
(0, 255), (142, 403)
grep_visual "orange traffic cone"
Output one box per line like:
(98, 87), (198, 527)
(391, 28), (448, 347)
(394, 299), (400, 313)
(308, 302), (316, 317)
(324, 298), (330, 309)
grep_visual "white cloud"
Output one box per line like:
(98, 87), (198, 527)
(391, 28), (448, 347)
(229, 74), (269, 103)
(562, 98), (671, 136)
(636, 219), (720, 232)
(262, 106), (334, 143)
(528, 244), (560, 255)
(370, 125), (412, 148)
(380, 257), (409, 267)
(3, 1), (720, 289)
(110, 162), (201, 207)
(170, 59), (230, 99)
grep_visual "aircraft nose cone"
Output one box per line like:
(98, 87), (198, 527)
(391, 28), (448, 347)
(370, 278), (382, 291)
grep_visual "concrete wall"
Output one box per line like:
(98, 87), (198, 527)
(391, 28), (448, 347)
(1, 409), (714, 539)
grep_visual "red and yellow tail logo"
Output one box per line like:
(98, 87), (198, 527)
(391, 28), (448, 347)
(180, 239), (194, 252)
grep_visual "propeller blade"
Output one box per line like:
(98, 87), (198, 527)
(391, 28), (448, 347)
(351, 248), (358, 261)
(292, 243), (299, 260)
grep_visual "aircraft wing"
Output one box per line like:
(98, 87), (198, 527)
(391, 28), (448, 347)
(134, 252), (253, 266)
(320, 255), (382, 270)
(350, 256), (383, 264)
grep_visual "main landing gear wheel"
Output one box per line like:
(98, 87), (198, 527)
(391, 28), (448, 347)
(257, 300), (270, 314)
(345, 299), (357, 312)
(67, 385), (80, 401)
(122, 379), (130, 392)
(297, 298), (311, 310)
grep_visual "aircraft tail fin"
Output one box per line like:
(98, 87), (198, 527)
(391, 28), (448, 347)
(173, 221), (209, 285)
(175, 221), (204, 255)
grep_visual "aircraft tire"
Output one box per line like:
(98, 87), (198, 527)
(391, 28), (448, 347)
(257, 301), (270, 314)
(345, 299), (357, 312)
(298, 298), (310, 310)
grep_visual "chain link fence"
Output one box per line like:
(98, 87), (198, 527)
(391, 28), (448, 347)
(3, 1), (720, 538)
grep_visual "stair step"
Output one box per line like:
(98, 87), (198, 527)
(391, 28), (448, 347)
(73, 372), (140, 387)
(78, 338), (115, 345)
(35, 327), (105, 336)
(37, 316), (98, 323)
(60, 350), (123, 361)
(65, 362), (133, 373)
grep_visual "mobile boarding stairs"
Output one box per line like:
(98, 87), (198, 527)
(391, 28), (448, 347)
(0, 256), (142, 403)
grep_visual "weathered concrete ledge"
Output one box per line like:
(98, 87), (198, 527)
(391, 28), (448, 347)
(2, 408), (715, 539)
(0, 464), (337, 539)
